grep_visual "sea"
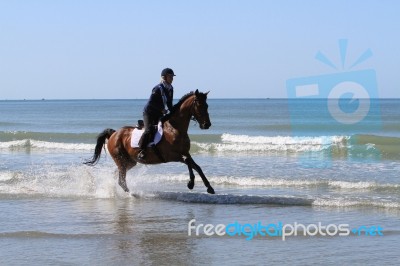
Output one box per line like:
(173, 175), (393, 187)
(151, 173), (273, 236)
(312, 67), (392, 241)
(0, 98), (399, 265)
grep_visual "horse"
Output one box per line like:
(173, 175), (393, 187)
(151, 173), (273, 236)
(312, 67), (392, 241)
(84, 89), (215, 194)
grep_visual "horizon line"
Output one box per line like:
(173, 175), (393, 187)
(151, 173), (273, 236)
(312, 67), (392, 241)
(1, 97), (399, 101)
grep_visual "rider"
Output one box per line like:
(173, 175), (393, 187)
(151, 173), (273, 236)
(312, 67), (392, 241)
(138, 68), (175, 160)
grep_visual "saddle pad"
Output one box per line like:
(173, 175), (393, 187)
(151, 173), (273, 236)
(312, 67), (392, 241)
(130, 122), (163, 148)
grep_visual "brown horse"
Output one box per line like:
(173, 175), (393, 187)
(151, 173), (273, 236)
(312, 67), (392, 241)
(84, 90), (215, 194)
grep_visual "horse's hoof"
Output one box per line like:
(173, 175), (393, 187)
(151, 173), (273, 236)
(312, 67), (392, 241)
(187, 180), (194, 190)
(207, 187), (215, 194)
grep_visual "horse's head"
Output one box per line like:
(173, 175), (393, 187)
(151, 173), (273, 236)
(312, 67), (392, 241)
(192, 89), (211, 129)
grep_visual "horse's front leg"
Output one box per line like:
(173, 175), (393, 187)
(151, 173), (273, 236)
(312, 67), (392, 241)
(183, 155), (215, 194)
(187, 164), (195, 190)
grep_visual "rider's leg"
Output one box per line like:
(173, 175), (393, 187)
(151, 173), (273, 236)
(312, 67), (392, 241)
(138, 112), (157, 159)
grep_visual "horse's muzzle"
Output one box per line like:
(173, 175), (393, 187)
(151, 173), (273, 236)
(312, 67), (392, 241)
(201, 122), (211, 129)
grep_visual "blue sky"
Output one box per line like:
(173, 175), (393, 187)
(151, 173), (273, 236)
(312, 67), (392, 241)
(1, 0), (399, 99)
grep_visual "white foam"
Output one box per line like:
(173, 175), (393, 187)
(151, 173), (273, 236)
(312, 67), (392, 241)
(192, 134), (349, 153)
(0, 164), (123, 198)
(0, 139), (93, 151)
(207, 176), (323, 187)
(193, 142), (324, 152)
(0, 172), (15, 182)
(121, 173), (400, 191)
(222, 134), (348, 144)
(0, 140), (30, 149)
(122, 173), (324, 188)
(328, 181), (400, 190)
(313, 198), (400, 209)
(30, 140), (93, 150)
(329, 181), (375, 189)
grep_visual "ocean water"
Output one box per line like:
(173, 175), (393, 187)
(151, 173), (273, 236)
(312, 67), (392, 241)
(0, 98), (399, 265)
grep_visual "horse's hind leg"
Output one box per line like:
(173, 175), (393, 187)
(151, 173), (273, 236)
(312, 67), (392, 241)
(107, 128), (136, 193)
(118, 167), (129, 192)
(118, 161), (137, 193)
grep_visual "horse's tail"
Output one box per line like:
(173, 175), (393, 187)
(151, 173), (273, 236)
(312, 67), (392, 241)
(84, 128), (116, 166)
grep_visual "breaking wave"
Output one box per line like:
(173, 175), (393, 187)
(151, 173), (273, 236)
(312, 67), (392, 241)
(2, 131), (399, 158)
(133, 191), (314, 205)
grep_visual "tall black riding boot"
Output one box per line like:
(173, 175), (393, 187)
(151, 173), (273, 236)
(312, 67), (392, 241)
(138, 132), (151, 159)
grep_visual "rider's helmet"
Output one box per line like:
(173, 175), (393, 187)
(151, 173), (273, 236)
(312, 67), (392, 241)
(161, 68), (176, 77)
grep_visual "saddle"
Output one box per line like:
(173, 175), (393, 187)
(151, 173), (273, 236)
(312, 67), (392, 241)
(130, 120), (163, 148)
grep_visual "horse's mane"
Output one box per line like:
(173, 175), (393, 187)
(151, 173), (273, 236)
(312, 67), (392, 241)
(170, 91), (195, 114)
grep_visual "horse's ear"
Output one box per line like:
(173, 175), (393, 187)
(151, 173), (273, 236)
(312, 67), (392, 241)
(205, 91), (210, 96)
(195, 89), (199, 96)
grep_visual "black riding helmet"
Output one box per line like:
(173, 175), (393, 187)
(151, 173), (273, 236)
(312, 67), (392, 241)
(161, 68), (176, 77)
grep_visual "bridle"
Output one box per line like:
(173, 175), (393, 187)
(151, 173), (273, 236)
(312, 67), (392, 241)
(190, 94), (211, 130)
(190, 96), (200, 124)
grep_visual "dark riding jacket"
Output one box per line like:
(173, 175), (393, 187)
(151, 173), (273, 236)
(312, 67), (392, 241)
(143, 82), (174, 117)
